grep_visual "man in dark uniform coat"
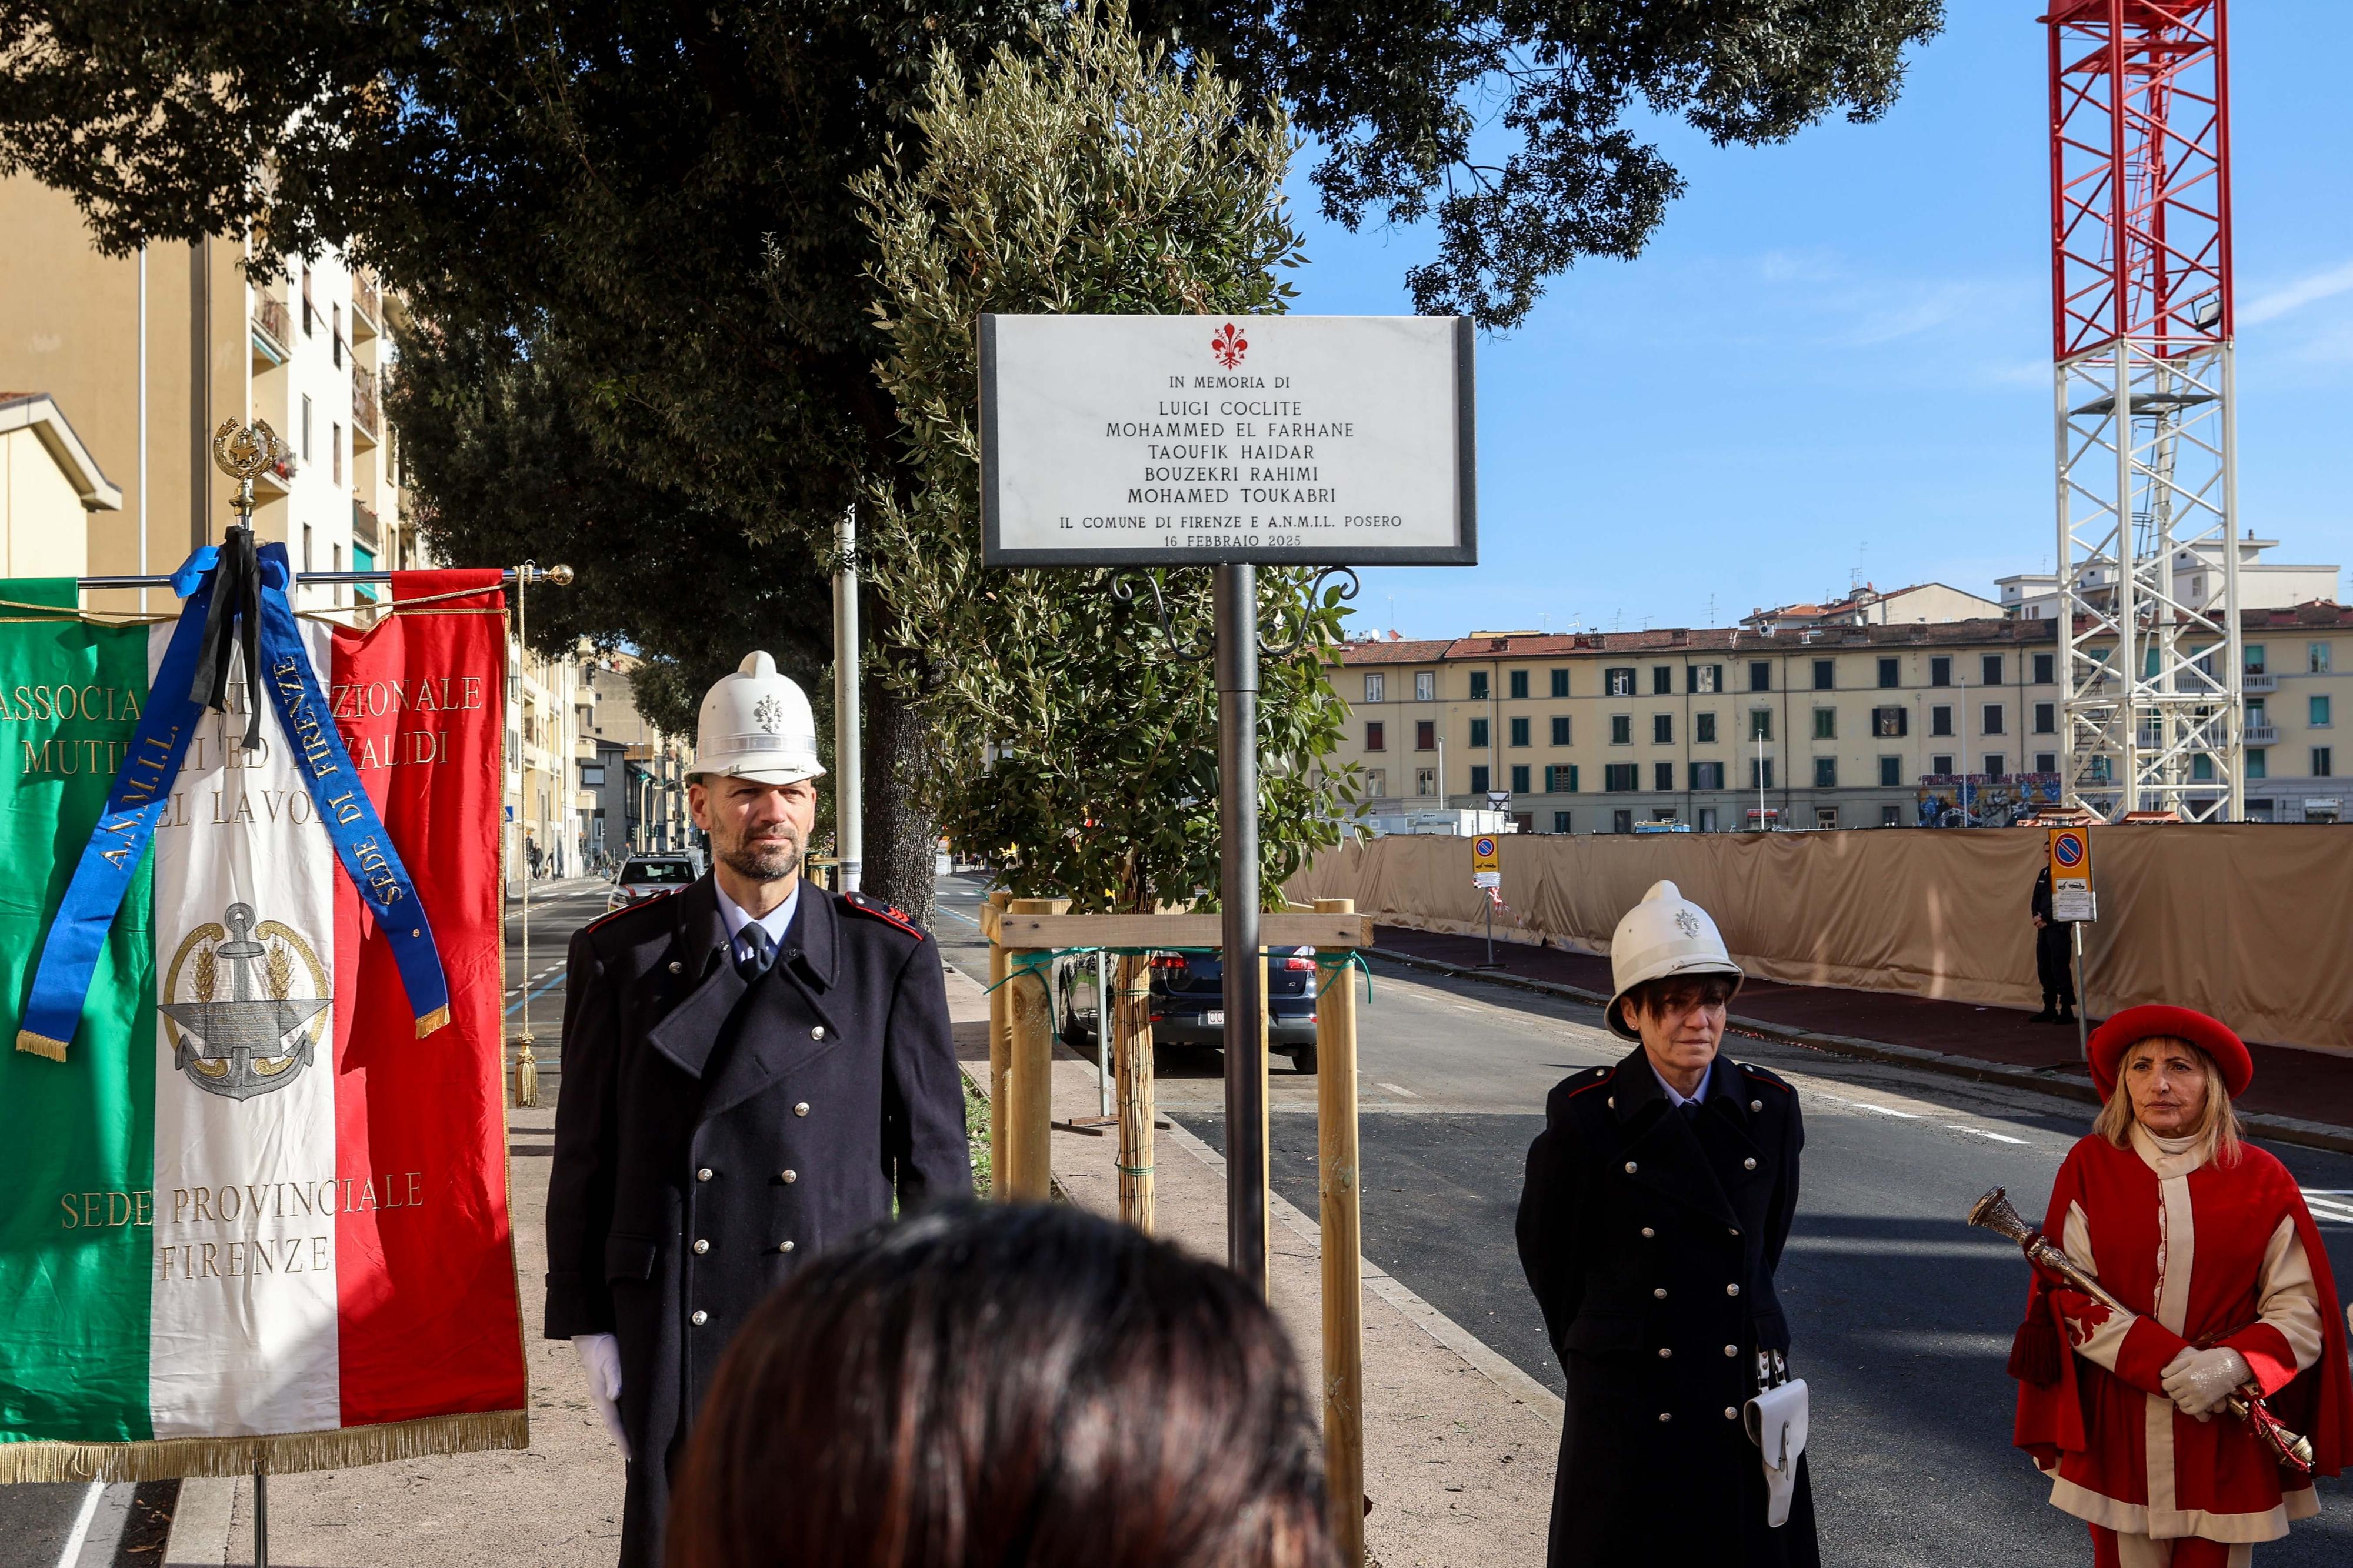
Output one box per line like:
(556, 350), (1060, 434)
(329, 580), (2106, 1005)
(544, 652), (969, 1567)
(1518, 880), (1820, 1567)
(2030, 866), (2078, 1025)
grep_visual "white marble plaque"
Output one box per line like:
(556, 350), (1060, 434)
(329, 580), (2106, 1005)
(980, 314), (1475, 565)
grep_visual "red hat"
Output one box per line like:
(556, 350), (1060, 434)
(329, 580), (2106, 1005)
(2087, 1005), (2252, 1102)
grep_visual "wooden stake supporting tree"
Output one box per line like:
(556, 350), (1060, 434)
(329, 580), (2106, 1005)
(981, 900), (1372, 1559)
(1112, 950), (1156, 1230)
(1314, 898), (1366, 1564)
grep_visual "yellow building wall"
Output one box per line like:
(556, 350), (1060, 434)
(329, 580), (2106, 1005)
(0, 426), (91, 577)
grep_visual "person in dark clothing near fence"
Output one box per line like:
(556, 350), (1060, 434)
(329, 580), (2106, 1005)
(2032, 867), (2078, 1026)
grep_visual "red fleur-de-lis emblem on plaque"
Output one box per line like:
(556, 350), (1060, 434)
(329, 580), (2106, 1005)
(1210, 322), (1248, 368)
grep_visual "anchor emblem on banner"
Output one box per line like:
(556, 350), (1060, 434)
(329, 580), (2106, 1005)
(158, 901), (332, 1100)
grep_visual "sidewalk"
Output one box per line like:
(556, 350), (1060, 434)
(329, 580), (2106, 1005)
(945, 966), (1562, 1568)
(1368, 923), (2353, 1155)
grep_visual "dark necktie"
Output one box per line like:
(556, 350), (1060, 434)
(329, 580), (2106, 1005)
(1679, 1099), (1703, 1125)
(736, 923), (776, 981)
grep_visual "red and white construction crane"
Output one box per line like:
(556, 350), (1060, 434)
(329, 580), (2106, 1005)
(2045, 0), (2242, 820)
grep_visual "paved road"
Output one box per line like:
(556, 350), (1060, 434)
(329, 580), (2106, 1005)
(933, 873), (2353, 1566)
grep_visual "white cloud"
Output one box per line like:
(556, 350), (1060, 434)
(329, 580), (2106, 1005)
(2241, 259), (2353, 325)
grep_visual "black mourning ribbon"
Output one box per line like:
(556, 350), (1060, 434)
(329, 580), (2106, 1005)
(191, 525), (266, 752)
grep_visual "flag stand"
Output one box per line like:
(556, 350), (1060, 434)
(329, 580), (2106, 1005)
(252, 1460), (269, 1568)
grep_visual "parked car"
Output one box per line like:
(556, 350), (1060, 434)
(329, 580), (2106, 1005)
(1059, 946), (1321, 1073)
(606, 854), (699, 911)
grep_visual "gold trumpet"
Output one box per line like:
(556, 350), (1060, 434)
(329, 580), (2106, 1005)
(1968, 1187), (2314, 1475)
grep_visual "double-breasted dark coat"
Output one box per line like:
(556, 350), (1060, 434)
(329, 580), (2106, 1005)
(1516, 1045), (1820, 1567)
(544, 874), (970, 1568)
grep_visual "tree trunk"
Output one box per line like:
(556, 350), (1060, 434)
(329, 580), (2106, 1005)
(861, 679), (940, 928)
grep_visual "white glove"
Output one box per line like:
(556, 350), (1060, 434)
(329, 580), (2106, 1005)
(574, 1333), (630, 1459)
(2160, 1346), (2252, 1420)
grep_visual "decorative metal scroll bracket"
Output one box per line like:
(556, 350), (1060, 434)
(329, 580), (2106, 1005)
(1111, 569), (1216, 663)
(1112, 564), (1361, 662)
(1259, 566), (1361, 659)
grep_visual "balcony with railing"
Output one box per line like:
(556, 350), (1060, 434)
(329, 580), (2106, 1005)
(252, 295), (292, 368)
(2244, 722), (2278, 745)
(2244, 670), (2276, 693)
(351, 272), (382, 339)
(351, 362), (380, 447)
(352, 498), (380, 552)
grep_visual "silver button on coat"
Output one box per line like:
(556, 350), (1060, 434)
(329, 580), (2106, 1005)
(1727, 1283), (1742, 1296)
(690, 1310), (708, 1326)
(696, 1167), (713, 1182)
(778, 1240), (795, 1254)
(779, 1169), (797, 1184)
(692, 1239), (709, 1255)
(811, 1026), (825, 1040)
(1743, 1157), (1758, 1170)
(794, 1102), (811, 1117)
(1624, 1161), (1638, 1174)
(1653, 1287), (1668, 1300)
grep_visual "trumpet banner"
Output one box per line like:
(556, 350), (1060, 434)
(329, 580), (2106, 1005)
(0, 571), (525, 1480)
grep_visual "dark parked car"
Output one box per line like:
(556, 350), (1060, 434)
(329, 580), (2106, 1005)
(1060, 946), (1320, 1073)
(606, 854), (698, 912)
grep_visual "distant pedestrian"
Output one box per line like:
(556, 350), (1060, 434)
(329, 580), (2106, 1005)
(667, 1202), (1336, 1568)
(1518, 880), (1819, 1567)
(527, 835), (544, 880)
(2007, 1006), (2353, 1564)
(2032, 866), (2078, 1025)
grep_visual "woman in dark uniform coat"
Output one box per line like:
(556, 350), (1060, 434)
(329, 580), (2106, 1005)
(1517, 880), (1821, 1567)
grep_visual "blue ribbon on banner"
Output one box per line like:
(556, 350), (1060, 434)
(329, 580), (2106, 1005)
(15, 540), (451, 1061)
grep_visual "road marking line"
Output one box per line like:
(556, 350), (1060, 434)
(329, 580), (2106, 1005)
(1819, 1093), (1923, 1120)
(1378, 1082), (1419, 1099)
(937, 907), (980, 926)
(54, 1482), (105, 1568)
(1948, 1125), (2031, 1145)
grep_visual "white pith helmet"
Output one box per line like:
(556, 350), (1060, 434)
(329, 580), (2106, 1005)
(1604, 880), (1743, 1040)
(691, 652), (825, 785)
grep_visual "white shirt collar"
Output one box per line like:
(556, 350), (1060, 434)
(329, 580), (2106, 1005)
(1649, 1057), (1710, 1109)
(715, 879), (801, 955)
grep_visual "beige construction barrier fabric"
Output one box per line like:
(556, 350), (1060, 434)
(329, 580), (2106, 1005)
(1286, 828), (2353, 1055)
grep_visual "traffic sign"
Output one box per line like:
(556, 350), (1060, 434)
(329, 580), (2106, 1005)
(1471, 835), (1500, 874)
(2048, 825), (2094, 922)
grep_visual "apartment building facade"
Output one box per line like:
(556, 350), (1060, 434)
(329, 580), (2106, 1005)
(0, 177), (419, 618)
(1330, 605), (2353, 832)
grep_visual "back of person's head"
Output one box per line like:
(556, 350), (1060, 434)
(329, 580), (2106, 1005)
(667, 1202), (1338, 1568)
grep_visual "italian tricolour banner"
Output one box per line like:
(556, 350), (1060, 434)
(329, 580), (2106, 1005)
(0, 567), (526, 1480)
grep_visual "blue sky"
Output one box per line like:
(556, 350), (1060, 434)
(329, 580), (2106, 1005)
(1282, 3), (2353, 639)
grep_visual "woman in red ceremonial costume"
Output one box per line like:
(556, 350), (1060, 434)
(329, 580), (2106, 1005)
(2010, 1005), (2353, 1566)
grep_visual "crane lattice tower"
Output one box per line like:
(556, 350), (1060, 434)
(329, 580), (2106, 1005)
(2046, 0), (2242, 820)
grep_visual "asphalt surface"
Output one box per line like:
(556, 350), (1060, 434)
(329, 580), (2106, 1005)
(932, 873), (2353, 1566)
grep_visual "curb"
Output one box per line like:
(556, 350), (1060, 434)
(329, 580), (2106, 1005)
(1366, 946), (2353, 1160)
(161, 1475), (234, 1567)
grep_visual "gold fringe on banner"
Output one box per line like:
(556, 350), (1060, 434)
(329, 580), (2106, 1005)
(0, 1409), (529, 1485)
(415, 1004), (452, 1039)
(13, 1029), (68, 1062)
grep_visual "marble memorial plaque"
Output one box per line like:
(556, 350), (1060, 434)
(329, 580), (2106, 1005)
(980, 314), (1475, 565)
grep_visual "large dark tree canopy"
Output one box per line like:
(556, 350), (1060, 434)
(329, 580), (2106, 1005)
(0, 0), (1941, 912)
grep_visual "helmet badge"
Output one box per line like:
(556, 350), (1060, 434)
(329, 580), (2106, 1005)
(752, 695), (784, 735)
(1674, 908), (1702, 938)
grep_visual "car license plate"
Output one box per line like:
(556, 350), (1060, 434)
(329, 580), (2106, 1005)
(1203, 1010), (1224, 1026)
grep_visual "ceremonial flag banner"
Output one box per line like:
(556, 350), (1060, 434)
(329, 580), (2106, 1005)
(0, 569), (526, 1480)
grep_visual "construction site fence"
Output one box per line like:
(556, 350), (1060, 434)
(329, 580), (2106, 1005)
(1282, 826), (2353, 1056)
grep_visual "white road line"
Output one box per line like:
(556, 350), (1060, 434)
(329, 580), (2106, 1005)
(1818, 1093), (1923, 1120)
(937, 906), (980, 926)
(1949, 1125), (2031, 1145)
(1378, 1082), (1419, 1099)
(53, 1482), (105, 1568)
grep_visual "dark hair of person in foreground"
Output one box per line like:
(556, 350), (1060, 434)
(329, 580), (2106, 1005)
(667, 1201), (1338, 1568)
